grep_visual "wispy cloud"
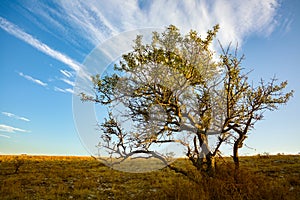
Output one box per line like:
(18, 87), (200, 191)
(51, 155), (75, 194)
(61, 78), (75, 87)
(1, 1), (281, 84)
(2, 112), (30, 122)
(0, 1), (282, 93)
(0, 16), (82, 72)
(18, 72), (47, 87)
(30, 0), (280, 48)
(60, 69), (73, 78)
(22, 0), (279, 98)
(0, 134), (10, 138)
(0, 124), (30, 133)
(54, 86), (66, 93)
(279, 15), (293, 35)
(65, 88), (74, 94)
(54, 87), (74, 94)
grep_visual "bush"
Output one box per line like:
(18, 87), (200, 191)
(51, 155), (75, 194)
(165, 163), (298, 200)
(13, 156), (25, 174)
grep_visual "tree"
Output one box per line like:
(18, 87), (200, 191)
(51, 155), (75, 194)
(218, 45), (293, 171)
(81, 25), (293, 176)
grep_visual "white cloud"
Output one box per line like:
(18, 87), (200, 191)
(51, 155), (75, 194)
(60, 69), (73, 78)
(40, 0), (279, 47)
(54, 86), (66, 93)
(0, 134), (10, 138)
(211, 0), (279, 44)
(54, 86), (74, 94)
(2, 112), (30, 122)
(279, 16), (293, 35)
(0, 16), (82, 72)
(65, 88), (74, 94)
(0, 124), (30, 133)
(0, 1), (281, 87)
(18, 72), (47, 87)
(61, 78), (75, 87)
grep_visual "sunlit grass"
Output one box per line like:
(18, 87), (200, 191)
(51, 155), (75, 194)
(0, 155), (299, 199)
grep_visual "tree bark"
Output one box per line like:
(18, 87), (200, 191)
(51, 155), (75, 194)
(233, 134), (247, 170)
(233, 141), (239, 170)
(233, 134), (247, 182)
(200, 134), (215, 175)
(206, 153), (215, 176)
(233, 141), (240, 182)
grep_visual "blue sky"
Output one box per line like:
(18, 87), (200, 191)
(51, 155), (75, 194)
(0, 0), (299, 156)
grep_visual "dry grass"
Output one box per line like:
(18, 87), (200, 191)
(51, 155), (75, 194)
(0, 155), (299, 199)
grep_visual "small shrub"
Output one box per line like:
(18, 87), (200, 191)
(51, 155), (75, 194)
(13, 156), (25, 174)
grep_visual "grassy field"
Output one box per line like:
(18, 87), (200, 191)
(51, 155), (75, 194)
(0, 154), (299, 199)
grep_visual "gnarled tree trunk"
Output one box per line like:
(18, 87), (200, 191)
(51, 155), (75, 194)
(233, 134), (247, 170)
(233, 141), (240, 170)
(206, 152), (216, 176)
(198, 133), (216, 176)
